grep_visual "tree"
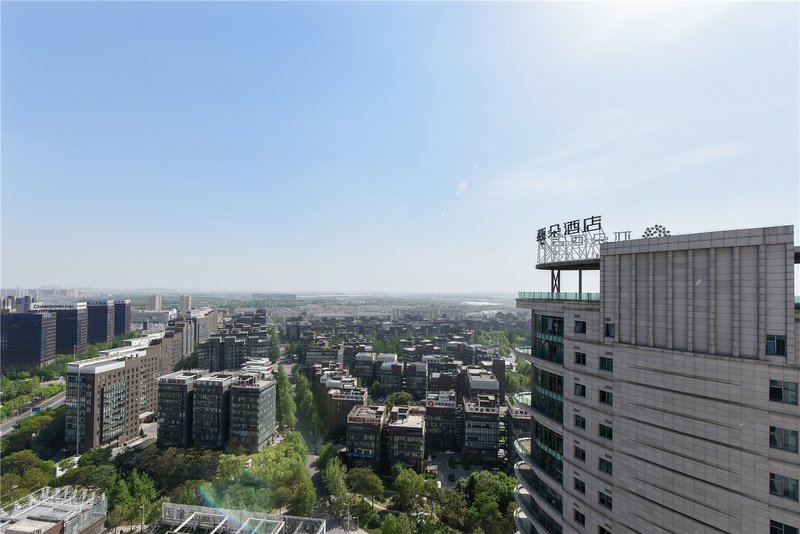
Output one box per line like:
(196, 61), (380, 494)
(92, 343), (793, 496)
(380, 513), (414, 534)
(346, 467), (384, 505)
(170, 480), (204, 506)
(268, 326), (281, 361)
(275, 367), (297, 429)
(323, 457), (349, 518)
(392, 467), (428, 512)
(385, 391), (413, 411)
(78, 447), (112, 467)
(316, 443), (338, 471)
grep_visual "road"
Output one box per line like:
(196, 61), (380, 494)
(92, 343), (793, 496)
(0, 391), (66, 437)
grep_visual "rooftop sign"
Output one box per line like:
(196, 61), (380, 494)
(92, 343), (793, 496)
(536, 215), (607, 265)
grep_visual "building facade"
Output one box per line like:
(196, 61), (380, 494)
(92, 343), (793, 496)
(65, 346), (159, 453)
(113, 300), (132, 337)
(514, 225), (800, 534)
(0, 311), (57, 371)
(346, 404), (386, 469)
(146, 295), (162, 311)
(192, 373), (233, 450)
(87, 301), (116, 344)
(32, 302), (88, 354)
(157, 370), (207, 448)
(228, 374), (277, 453)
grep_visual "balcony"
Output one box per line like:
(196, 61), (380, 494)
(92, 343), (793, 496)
(518, 292), (599, 302)
(515, 485), (563, 534)
(514, 438), (533, 465)
(514, 393), (534, 415)
(514, 507), (534, 534)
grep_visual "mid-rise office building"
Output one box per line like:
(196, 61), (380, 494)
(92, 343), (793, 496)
(0, 311), (57, 371)
(191, 309), (221, 344)
(384, 406), (426, 472)
(32, 302), (88, 354)
(192, 373), (233, 450)
(405, 362), (428, 400)
(379, 361), (404, 395)
(158, 370), (207, 448)
(146, 295), (162, 311)
(65, 345), (159, 453)
(325, 387), (368, 439)
(346, 404), (386, 469)
(305, 347), (339, 366)
(424, 390), (461, 451)
(463, 394), (501, 465)
(229, 374), (277, 453)
(113, 300), (132, 336)
(514, 224), (800, 534)
(86, 301), (115, 344)
(352, 352), (376, 384)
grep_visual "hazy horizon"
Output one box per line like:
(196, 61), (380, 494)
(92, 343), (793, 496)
(2, 2), (798, 293)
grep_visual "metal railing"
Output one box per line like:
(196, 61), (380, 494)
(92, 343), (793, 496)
(518, 292), (600, 301)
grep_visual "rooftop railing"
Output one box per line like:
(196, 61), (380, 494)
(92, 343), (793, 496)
(517, 292), (600, 301)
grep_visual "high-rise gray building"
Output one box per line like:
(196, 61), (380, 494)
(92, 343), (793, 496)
(146, 295), (162, 311)
(179, 295), (192, 315)
(513, 225), (799, 534)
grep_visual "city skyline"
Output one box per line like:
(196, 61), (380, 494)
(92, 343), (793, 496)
(2, 2), (798, 292)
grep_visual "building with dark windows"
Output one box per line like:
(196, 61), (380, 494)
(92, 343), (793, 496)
(86, 301), (115, 344)
(228, 374), (276, 453)
(113, 300), (131, 336)
(423, 390), (461, 451)
(32, 302), (88, 354)
(513, 224), (800, 534)
(346, 404), (386, 469)
(384, 405), (426, 472)
(157, 370), (207, 448)
(405, 362), (428, 400)
(0, 311), (56, 371)
(462, 394), (501, 465)
(192, 373), (233, 450)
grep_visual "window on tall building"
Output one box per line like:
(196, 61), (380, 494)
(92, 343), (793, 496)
(574, 321), (586, 334)
(575, 352), (586, 365)
(574, 477), (585, 493)
(599, 424), (613, 440)
(599, 356), (613, 372)
(598, 491), (613, 510)
(599, 458), (613, 475)
(604, 323), (616, 338)
(771, 520), (799, 534)
(599, 390), (613, 406)
(574, 509), (586, 526)
(575, 415), (586, 429)
(598, 528), (612, 534)
(770, 380), (798, 405)
(766, 335), (787, 356)
(574, 445), (586, 461)
(770, 426), (799, 453)
(575, 384), (586, 397)
(770, 473), (799, 501)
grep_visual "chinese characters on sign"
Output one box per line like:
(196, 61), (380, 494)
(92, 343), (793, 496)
(535, 215), (608, 265)
(537, 216), (603, 244)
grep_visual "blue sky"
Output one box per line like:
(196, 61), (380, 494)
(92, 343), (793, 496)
(2, 2), (798, 293)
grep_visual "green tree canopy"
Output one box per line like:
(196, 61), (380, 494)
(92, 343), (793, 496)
(346, 467), (384, 504)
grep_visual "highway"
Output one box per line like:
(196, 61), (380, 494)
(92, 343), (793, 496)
(0, 391), (66, 438)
